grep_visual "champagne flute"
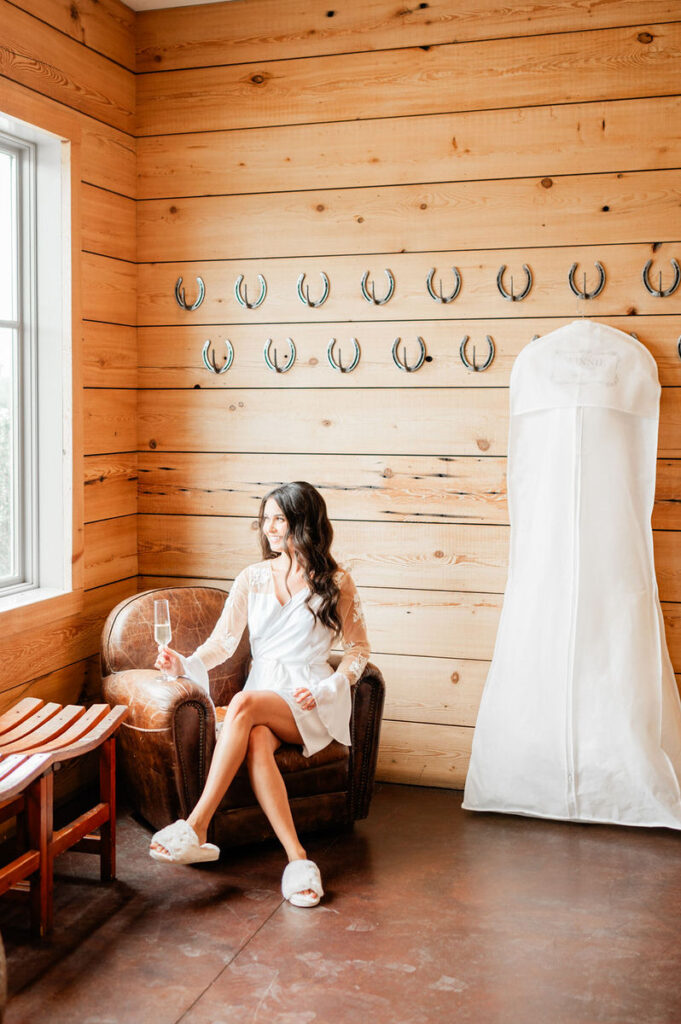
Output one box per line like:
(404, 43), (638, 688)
(154, 599), (175, 681)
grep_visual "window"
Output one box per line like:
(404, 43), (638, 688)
(0, 114), (71, 605)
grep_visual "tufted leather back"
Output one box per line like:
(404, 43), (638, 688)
(100, 586), (251, 706)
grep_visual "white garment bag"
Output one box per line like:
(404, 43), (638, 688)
(463, 320), (681, 828)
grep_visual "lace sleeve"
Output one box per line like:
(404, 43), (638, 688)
(335, 570), (370, 686)
(193, 568), (249, 671)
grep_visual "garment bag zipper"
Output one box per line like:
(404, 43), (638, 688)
(564, 406), (582, 818)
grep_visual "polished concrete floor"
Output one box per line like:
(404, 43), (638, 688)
(2, 783), (681, 1024)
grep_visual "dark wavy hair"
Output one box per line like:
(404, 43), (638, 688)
(258, 481), (342, 635)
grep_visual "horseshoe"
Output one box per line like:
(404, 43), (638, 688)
(459, 335), (495, 373)
(496, 264), (532, 302)
(392, 336), (426, 373)
(426, 267), (461, 304)
(235, 274), (267, 309)
(174, 276), (205, 311)
(361, 269), (395, 305)
(327, 337), (361, 373)
(202, 339), (234, 374)
(264, 337), (296, 373)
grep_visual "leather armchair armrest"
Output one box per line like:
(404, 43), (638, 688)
(349, 662), (385, 820)
(102, 669), (217, 829)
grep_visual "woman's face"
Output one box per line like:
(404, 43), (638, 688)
(262, 498), (290, 553)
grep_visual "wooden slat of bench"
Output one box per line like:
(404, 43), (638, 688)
(0, 698), (45, 737)
(0, 753), (30, 783)
(0, 705), (87, 755)
(28, 705), (111, 756)
(47, 706), (129, 760)
(0, 753), (52, 803)
(0, 703), (63, 748)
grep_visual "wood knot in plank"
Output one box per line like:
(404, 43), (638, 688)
(476, 439), (490, 452)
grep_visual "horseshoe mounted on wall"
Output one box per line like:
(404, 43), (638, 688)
(175, 276), (205, 311)
(235, 273), (267, 309)
(426, 267), (461, 304)
(264, 337), (296, 373)
(642, 258), (681, 297)
(496, 264), (532, 302)
(568, 261), (606, 299)
(297, 272), (330, 307)
(327, 337), (361, 373)
(361, 269), (395, 305)
(459, 335), (495, 373)
(392, 336), (426, 373)
(202, 338), (234, 374)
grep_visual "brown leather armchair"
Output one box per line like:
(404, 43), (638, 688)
(100, 587), (385, 848)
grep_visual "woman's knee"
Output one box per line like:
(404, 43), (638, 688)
(226, 690), (256, 724)
(246, 724), (276, 769)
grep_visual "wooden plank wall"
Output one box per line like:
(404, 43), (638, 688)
(135, 0), (679, 790)
(135, 0), (681, 789)
(0, 0), (138, 712)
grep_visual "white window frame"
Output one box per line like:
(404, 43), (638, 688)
(0, 113), (72, 611)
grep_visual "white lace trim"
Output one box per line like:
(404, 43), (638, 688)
(345, 654), (368, 684)
(352, 592), (367, 628)
(214, 631), (240, 659)
(249, 562), (272, 591)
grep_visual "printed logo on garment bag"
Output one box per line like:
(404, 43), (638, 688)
(550, 351), (619, 386)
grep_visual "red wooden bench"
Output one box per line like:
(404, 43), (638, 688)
(0, 697), (128, 936)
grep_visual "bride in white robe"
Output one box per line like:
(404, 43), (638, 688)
(149, 481), (370, 906)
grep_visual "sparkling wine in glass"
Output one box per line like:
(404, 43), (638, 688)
(154, 599), (174, 681)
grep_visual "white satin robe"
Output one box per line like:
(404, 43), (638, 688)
(179, 562), (370, 757)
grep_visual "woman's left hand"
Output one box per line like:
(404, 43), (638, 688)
(294, 687), (317, 710)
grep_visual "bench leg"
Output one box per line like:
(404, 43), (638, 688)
(99, 737), (116, 882)
(27, 772), (53, 937)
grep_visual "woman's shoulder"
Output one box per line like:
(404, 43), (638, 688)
(238, 561), (270, 585)
(234, 560), (272, 589)
(333, 564), (356, 588)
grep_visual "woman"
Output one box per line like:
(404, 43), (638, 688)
(150, 481), (371, 907)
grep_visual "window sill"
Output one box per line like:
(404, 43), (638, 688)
(0, 586), (69, 615)
(0, 586), (82, 639)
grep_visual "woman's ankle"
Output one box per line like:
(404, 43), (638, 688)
(287, 845), (307, 863)
(186, 813), (208, 844)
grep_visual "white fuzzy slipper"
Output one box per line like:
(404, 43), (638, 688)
(149, 819), (220, 864)
(281, 859), (324, 907)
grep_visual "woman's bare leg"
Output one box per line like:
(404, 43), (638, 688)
(247, 725), (317, 899)
(246, 725), (306, 861)
(150, 691), (303, 853)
